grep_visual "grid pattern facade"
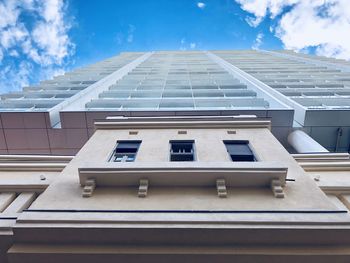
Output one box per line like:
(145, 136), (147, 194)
(277, 50), (350, 67)
(0, 53), (142, 111)
(213, 50), (350, 110)
(86, 51), (269, 111)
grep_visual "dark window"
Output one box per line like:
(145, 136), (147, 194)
(170, 140), (195, 161)
(111, 140), (141, 162)
(224, 140), (255, 162)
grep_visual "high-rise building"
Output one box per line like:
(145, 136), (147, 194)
(0, 50), (350, 262)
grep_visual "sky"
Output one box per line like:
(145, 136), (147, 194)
(0, 0), (349, 93)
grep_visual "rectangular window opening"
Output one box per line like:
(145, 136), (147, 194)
(224, 140), (255, 162)
(170, 140), (195, 162)
(111, 140), (141, 162)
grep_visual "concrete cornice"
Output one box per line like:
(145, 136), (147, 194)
(94, 116), (272, 130)
(294, 153), (350, 171)
(79, 162), (288, 187)
(293, 153), (350, 162)
(0, 163), (67, 171)
(0, 155), (73, 163)
(298, 162), (350, 171)
(0, 155), (71, 171)
(0, 185), (47, 192)
(16, 211), (350, 226)
(321, 187), (350, 195)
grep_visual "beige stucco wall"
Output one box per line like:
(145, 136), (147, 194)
(0, 171), (58, 190)
(28, 126), (338, 212)
(308, 171), (350, 189)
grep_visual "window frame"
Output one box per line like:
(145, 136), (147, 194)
(109, 140), (142, 162)
(223, 140), (257, 162)
(169, 140), (196, 162)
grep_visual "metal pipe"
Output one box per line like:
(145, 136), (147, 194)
(288, 130), (329, 153)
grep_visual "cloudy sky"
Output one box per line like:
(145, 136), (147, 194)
(0, 0), (349, 93)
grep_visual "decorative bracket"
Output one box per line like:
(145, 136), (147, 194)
(216, 179), (227, 198)
(138, 179), (149, 198)
(271, 179), (285, 198)
(82, 179), (96, 198)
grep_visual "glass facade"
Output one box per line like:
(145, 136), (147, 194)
(86, 52), (270, 111)
(214, 50), (350, 110)
(0, 53), (142, 111)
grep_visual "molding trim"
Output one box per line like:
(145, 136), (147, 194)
(0, 163), (67, 171)
(299, 162), (350, 171)
(94, 116), (272, 130)
(0, 155), (73, 163)
(293, 153), (350, 163)
(79, 163), (288, 198)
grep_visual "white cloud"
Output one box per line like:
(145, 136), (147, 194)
(0, 0), (74, 92)
(9, 49), (19, 57)
(127, 24), (136, 43)
(180, 38), (187, 50)
(235, 0), (350, 60)
(236, 0), (297, 26)
(0, 61), (32, 92)
(252, 33), (263, 50)
(0, 0), (20, 29)
(114, 25), (137, 45)
(31, 0), (73, 65)
(180, 39), (199, 50)
(197, 2), (206, 9)
(0, 24), (28, 49)
(114, 32), (123, 45)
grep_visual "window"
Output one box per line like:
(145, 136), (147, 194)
(111, 140), (141, 162)
(170, 140), (195, 161)
(224, 140), (255, 162)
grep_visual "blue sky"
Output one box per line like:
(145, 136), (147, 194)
(0, 0), (349, 93)
(68, 0), (282, 67)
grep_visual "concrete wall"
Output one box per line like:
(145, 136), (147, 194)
(29, 120), (335, 211)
